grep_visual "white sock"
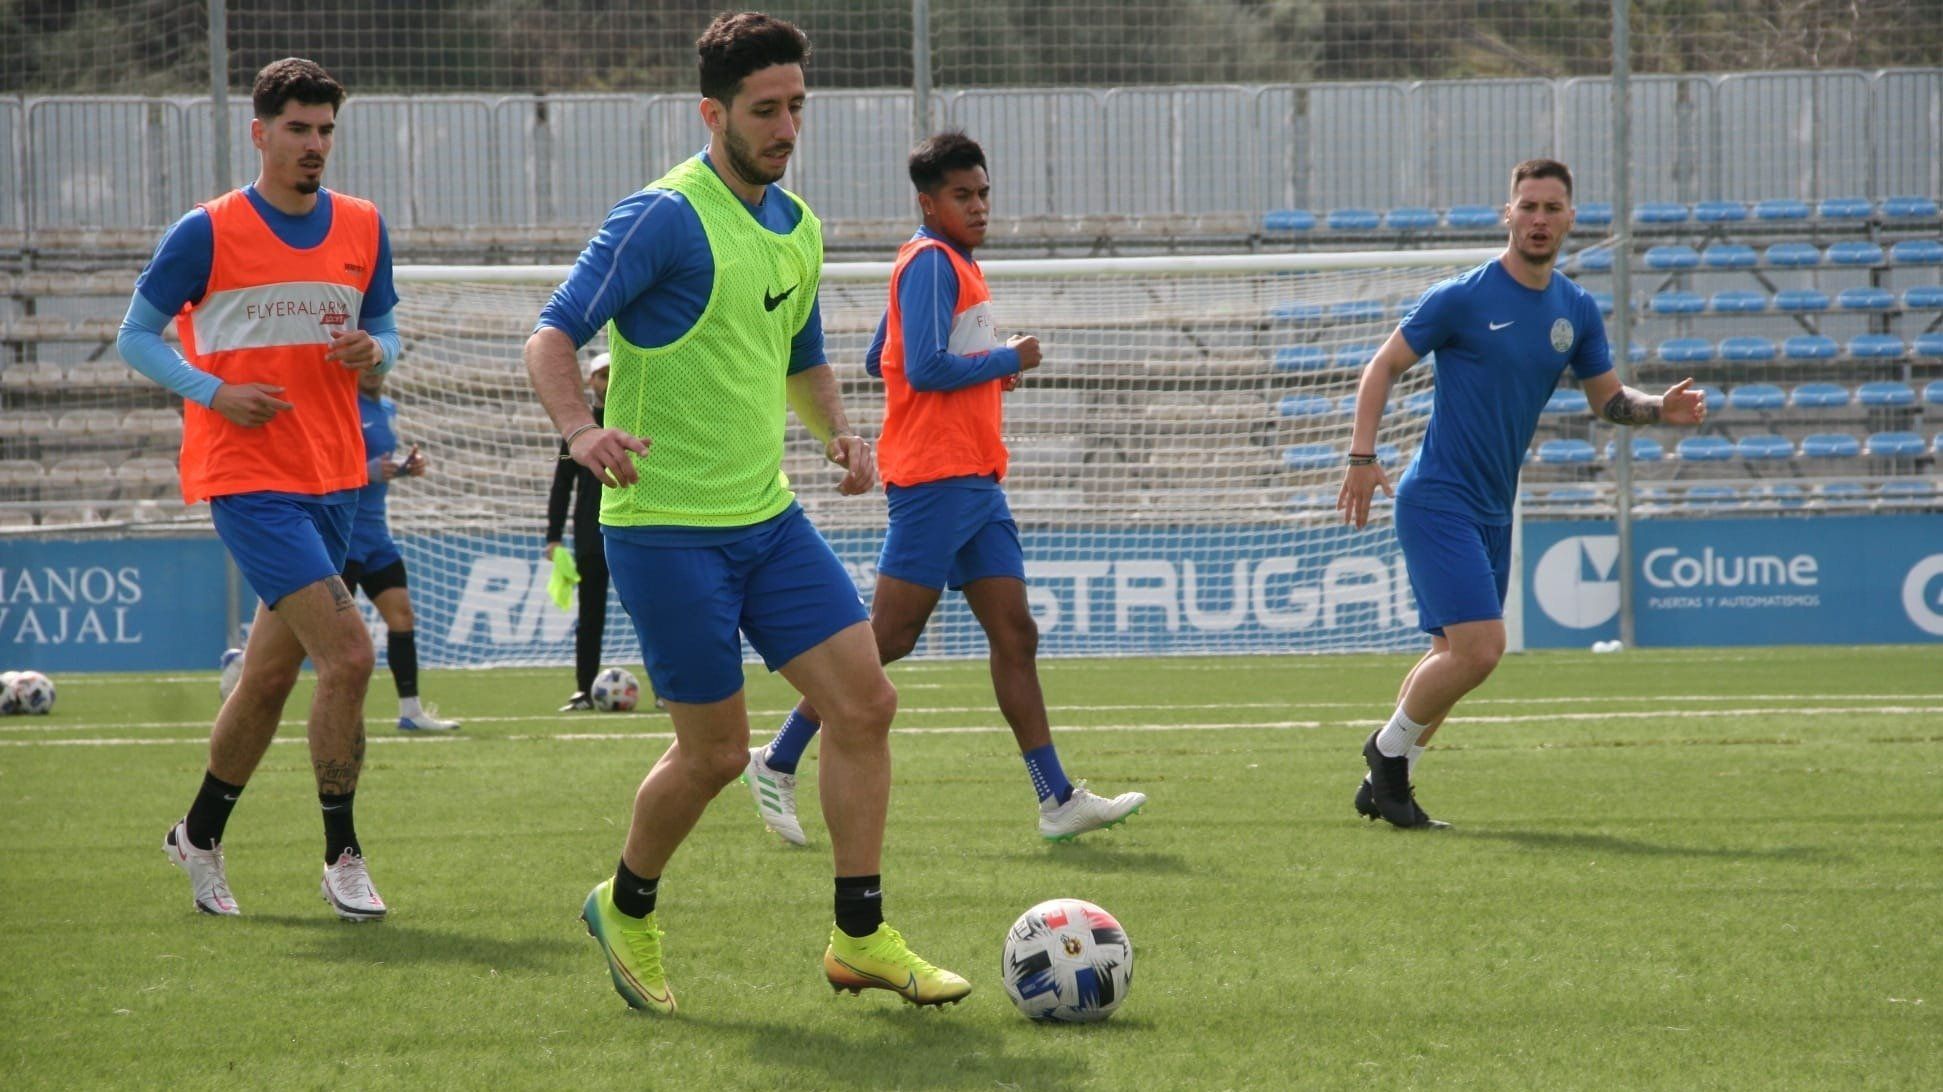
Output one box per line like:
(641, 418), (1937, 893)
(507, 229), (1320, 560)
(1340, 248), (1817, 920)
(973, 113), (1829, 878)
(1407, 744), (1426, 776)
(1374, 706), (1429, 758)
(400, 696), (423, 718)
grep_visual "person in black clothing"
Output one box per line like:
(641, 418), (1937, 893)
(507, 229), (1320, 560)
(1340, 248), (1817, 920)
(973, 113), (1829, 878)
(546, 351), (617, 711)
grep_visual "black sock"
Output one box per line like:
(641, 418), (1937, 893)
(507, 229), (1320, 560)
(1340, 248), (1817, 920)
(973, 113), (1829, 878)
(183, 771), (244, 850)
(835, 874), (883, 939)
(612, 858), (658, 918)
(320, 792), (360, 863)
(387, 630), (419, 699)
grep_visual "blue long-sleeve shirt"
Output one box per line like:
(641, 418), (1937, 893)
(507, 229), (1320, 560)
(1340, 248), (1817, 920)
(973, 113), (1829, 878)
(863, 227), (1019, 391)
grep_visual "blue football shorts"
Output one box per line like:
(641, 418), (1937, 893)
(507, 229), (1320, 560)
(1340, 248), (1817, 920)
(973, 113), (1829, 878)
(1394, 499), (1512, 637)
(210, 491), (356, 609)
(605, 506), (868, 705)
(876, 477), (1026, 591)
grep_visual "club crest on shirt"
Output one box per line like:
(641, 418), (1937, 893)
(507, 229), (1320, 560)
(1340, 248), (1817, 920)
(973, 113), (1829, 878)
(1550, 317), (1574, 353)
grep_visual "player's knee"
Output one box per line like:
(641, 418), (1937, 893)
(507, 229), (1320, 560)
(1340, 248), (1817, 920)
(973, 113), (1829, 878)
(391, 601), (416, 629)
(877, 625), (922, 665)
(315, 639), (376, 685)
(826, 677), (898, 736)
(990, 612), (1039, 662)
(240, 658), (302, 701)
(698, 740), (751, 786)
(1452, 638), (1504, 680)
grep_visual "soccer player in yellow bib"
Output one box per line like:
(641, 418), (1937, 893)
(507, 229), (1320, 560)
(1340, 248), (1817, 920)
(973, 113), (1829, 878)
(522, 12), (969, 1014)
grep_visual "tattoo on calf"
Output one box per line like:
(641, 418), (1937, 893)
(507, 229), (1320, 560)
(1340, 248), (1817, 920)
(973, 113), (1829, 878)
(1601, 390), (1661, 426)
(313, 727), (366, 795)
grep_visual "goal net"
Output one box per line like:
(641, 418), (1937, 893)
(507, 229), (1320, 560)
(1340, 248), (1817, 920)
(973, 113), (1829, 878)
(387, 247), (1497, 668)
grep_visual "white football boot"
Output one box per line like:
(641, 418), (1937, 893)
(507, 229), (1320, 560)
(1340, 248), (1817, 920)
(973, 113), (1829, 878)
(1038, 781), (1148, 842)
(163, 818), (240, 916)
(397, 704), (462, 732)
(744, 746), (807, 846)
(321, 850), (388, 921)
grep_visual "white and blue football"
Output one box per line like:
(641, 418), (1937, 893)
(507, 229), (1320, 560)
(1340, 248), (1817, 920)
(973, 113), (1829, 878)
(589, 666), (640, 712)
(1002, 897), (1133, 1022)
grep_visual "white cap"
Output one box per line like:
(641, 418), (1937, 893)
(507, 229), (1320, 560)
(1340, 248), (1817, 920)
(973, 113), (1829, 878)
(584, 352), (611, 379)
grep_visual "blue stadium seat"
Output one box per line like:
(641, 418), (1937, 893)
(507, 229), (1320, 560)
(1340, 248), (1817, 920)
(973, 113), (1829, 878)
(1837, 286), (1895, 311)
(1890, 239), (1943, 265)
(1693, 200), (1747, 223)
(1577, 202), (1614, 225)
(1376, 442), (1403, 467)
(1765, 242), (1822, 267)
(1635, 201), (1690, 224)
(1709, 290), (1768, 313)
(1544, 485), (1600, 504)
(1753, 198), (1811, 221)
(1385, 206), (1438, 230)
(1446, 204), (1499, 228)
(1574, 246), (1615, 272)
(1264, 209), (1317, 232)
(1589, 291), (1616, 315)
(1774, 288), (1830, 312)
(1329, 300), (1387, 323)
(1800, 433), (1861, 458)
(1658, 337), (1714, 363)
(1917, 334), (1943, 360)
(1817, 481), (1868, 502)
(1688, 485), (1742, 507)
(1274, 346), (1330, 371)
(1783, 335), (1839, 360)
(1401, 390), (1436, 417)
(1827, 241), (1885, 266)
(1335, 342), (1382, 369)
(1627, 341), (1648, 364)
(1277, 394), (1336, 418)
(1848, 334), (1906, 359)
(1327, 208), (1381, 230)
(1272, 302), (1328, 322)
(1282, 443), (1338, 470)
(1719, 336), (1777, 362)
(1605, 437), (1665, 462)
(1817, 196), (1873, 220)
(1543, 389), (1589, 416)
(1336, 394), (1363, 416)
(1905, 285), (1943, 309)
(1288, 489), (1334, 510)
(1677, 436), (1734, 461)
(1747, 482), (1808, 508)
(1650, 290), (1705, 315)
(1726, 384), (1786, 411)
(1392, 299), (1418, 319)
(1856, 381), (1916, 407)
(1866, 431), (1926, 458)
(1925, 379), (1943, 406)
(1735, 435), (1794, 460)
(1702, 244), (1759, 269)
(1882, 195), (1939, 219)
(1644, 244), (1700, 270)
(1790, 382), (1850, 409)
(1536, 439), (1596, 465)
(1880, 479), (1939, 499)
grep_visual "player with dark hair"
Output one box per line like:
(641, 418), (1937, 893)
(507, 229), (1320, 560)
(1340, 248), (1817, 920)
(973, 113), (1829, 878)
(120, 57), (399, 919)
(524, 12), (968, 1014)
(747, 130), (1146, 846)
(1338, 157), (1706, 829)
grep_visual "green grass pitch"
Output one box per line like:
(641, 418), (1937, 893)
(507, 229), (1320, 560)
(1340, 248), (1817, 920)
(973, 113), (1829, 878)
(1, 646), (1937, 1089)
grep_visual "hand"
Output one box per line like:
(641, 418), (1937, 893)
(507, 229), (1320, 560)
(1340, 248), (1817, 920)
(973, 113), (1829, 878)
(1335, 462), (1394, 529)
(1660, 377), (1707, 426)
(571, 427), (651, 488)
(325, 327), (384, 371)
(1007, 334), (1042, 372)
(544, 541), (562, 561)
(825, 433), (876, 496)
(210, 382), (293, 427)
(1000, 374), (1019, 392)
(376, 457), (401, 481)
(402, 444), (426, 477)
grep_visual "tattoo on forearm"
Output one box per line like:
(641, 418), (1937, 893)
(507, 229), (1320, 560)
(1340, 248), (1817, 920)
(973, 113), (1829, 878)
(1601, 389), (1661, 426)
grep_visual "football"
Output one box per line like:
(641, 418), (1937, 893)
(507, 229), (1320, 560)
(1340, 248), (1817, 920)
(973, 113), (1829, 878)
(589, 666), (640, 712)
(10, 670), (56, 716)
(0, 671), (20, 715)
(1001, 898), (1133, 1022)
(218, 648), (245, 701)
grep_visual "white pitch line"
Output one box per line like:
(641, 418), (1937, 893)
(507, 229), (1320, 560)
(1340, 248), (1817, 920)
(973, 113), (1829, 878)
(0, 735), (466, 748)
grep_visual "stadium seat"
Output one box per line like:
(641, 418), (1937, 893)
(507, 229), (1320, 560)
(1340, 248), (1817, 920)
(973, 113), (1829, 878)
(1650, 290), (1705, 315)
(1879, 479), (1939, 500)
(56, 409), (119, 435)
(1334, 342), (1382, 369)
(1271, 302), (1328, 323)
(1747, 482), (1807, 508)
(1790, 382), (1850, 409)
(1336, 394), (1364, 416)
(1627, 341), (1648, 364)
(1816, 481), (1869, 502)
(1773, 288), (1830, 312)
(1644, 244), (1700, 270)
(1905, 285), (1943, 309)
(1764, 242), (1822, 267)
(1545, 485), (1600, 503)
(1702, 244), (1759, 269)
(1687, 485), (1742, 506)
(121, 408), (180, 436)
(1709, 290), (1767, 313)
(1605, 436), (1665, 462)
(1753, 198), (1811, 221)
(1376, 443), (1403, 468)
(1857, 381), (1916, 407)
(1890, 239), (1943, 265)
(1277, 394), (1336, 418)
(1574, 246), (1615, 272)
(0, 459), (45, 489)
(1800, 433), (1861, 458)
(1273, 346), (1329, 371)
(1263, 209), (1317, 232)
(1917, 334), (1943, 360)
(1635, 201), (1689, 224)
(1326, 208), (1381, 230)
(1400, 390), (1436, 417)
(1719, 336), (1777, 362)
(1542, 389), (1589, 416)
(1726, 384), (1786, 411)
(1577, 202), (1614, 226)
(1287, 489), (1334, 510)
(1385, 207), (1438, 230)
(1827, 241), (1884, 266)
(1676, 436), (1734, 461)
(1446, 204), (1499, 228)
(1848, 334), (1906, 359)
(1735, 434), (1794, 460)
(1693, 200), (1748, 223)
(1657, 337), (1714, 363)
(1836, 286), (1894, 311)
(1924, 379), (1943, 406)
(1329, 300), (1386, 323)
(1866, 431), (1926, 458)
(1536, 439), (1596, 465)
(1589, 291), (1616, 315)
(1281, 443), (1338, 470)
(1817, 196), (1874, 220)
(1783, 335), (1839, 360)
(1882, 195), (1940, 219)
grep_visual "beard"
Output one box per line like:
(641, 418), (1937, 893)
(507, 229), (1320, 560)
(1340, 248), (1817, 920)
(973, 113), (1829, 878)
(294, 176), (322, 195)
(721, 124), (787, 188)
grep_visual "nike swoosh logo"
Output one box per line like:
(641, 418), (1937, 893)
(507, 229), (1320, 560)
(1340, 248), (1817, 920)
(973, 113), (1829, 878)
(835, 956), (917, 994)
(763, 284), (797, 311)
(862, 889), (882, 900)
(1489, 321), (1515, 331)
(222, 794), (239, 802)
